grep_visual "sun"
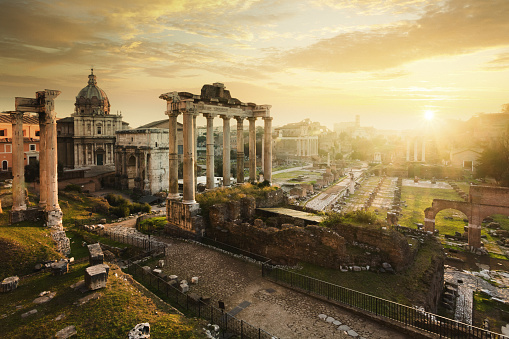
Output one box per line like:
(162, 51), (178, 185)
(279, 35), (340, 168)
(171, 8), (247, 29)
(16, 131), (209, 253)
(424, 110), (434, 121)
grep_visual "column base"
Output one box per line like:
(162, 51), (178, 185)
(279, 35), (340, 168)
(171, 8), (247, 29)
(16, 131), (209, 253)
(11, 204), (27, 212)
(46, 209), (63, 229)
(167, 193), (181, 200)
(182, 199), (197, 205)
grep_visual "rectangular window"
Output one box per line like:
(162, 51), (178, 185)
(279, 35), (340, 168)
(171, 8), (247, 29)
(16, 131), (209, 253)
(5, 144), (11, 153)
(178, 145), (183, 155)
(35, 130), (40, 136)
(0, 130), (6, 136)
(29, 144), (36, 151)
(97, 126), (102, 135)
(23, 130), (26, 136)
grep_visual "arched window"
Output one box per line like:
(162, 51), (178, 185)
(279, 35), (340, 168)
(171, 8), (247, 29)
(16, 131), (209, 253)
(97, 124), (102, 135)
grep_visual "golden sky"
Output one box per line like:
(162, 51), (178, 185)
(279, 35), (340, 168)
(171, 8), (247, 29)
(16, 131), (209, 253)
(1, 0), (509, 130)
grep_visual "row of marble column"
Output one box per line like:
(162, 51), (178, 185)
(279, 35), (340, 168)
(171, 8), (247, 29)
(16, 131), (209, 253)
(406, 139), (425, 162)
(166, 110), (272, 204)
(10, 110), (61, 226)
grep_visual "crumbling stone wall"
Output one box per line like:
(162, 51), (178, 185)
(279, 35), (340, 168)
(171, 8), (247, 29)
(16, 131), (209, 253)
(208, 201), (414, 271)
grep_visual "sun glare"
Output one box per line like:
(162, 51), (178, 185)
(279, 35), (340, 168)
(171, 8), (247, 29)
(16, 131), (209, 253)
(424, 110), (434, 121)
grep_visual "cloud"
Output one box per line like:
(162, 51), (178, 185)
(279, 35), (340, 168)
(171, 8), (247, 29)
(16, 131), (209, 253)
(484, 52), (509, 71)
(370, 70), (410, 80)
(311, 0), (432, 15)
(282, 0), (509, 73)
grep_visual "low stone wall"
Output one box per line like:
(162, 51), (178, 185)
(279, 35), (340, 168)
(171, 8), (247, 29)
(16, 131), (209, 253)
(208, 202), (415, 271)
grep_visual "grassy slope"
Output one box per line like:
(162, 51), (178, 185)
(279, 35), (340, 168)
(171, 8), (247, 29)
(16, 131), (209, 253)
(0, 213), (62, 279)
(2, 263), (205, 338)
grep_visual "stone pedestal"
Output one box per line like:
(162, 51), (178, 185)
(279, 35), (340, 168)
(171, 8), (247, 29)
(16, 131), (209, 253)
(88, 243), (104, 265)
(50, 260), (69, 275)
(0, 276), (19, 292)
(85, 265), (108, 290)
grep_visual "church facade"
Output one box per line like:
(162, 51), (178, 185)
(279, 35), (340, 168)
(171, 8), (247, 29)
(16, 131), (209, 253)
(57, 70), (128, 169)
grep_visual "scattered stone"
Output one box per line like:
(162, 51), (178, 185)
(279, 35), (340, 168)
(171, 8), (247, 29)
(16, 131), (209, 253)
(55, 325), (77, 339)
(318, 314), (327, 320)
(333, 320), (341, 326)
(51, 260), (69, 275)
(338, 324), (350, 331)
(75, 292), (101, 306)
(191, 277), (199, 284)
(180, 283), (189, 293)
(21, 309), (37, 318)
(326, 316), (335, 323)
(169, 275), (178, 280)
(352, 266), (361, 272)
(33, 292), (56, 304)
(152, 269), (162, 275)
(348, 329), (359, 337)
(142, 266), (151, 274)
(88, 243), (104, 265)
(128, 323), (150, 339)
(85, 265), (108, 290)
(382, 262), (392, 269)
(54, 314), (66, 321)
(1, 276), (19, 292)
(158, 260), (165, 268)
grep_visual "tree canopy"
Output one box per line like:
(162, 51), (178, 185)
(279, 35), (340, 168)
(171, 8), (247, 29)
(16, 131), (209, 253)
(476, 129), (509, 186)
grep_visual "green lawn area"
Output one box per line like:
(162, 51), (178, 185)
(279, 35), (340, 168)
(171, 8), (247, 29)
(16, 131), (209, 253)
(399, 186), (463, 228)
(0, 212), (62, 279)
(2, 263), (205, 338)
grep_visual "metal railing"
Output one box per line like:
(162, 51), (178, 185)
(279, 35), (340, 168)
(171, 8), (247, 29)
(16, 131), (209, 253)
(127, 256), (275, 339)
(262, 265), (507, 339)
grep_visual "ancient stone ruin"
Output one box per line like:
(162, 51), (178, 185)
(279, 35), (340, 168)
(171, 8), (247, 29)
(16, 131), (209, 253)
(161, 84), (272, 236)
(4, 89), (70, 255)
(425, 185), (509, 248)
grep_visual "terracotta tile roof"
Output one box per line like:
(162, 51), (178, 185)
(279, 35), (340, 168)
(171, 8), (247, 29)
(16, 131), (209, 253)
(0, 114), (40, 125)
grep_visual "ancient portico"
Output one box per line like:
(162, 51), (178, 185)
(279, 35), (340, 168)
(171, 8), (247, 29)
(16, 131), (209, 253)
(160, 83), (272, 235)
(7, 90), (63, 228)
(424, 186), (509, 248)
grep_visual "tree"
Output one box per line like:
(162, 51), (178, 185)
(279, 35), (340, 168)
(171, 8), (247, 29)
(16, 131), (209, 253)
(476, 129), (509, 186)
(24, 160), (39, 182)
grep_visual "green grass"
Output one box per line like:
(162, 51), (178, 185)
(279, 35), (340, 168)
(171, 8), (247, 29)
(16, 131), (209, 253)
(399, 186), (463, 228)
(473, 291), (509, 332)
(291, 239), (444, 306)
(0, 212), (63, 279)
(58, 191), (111, 227)
(1, 263), (205, 338)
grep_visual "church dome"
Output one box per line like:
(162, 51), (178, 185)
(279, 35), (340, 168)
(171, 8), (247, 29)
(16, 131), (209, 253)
(75, 69), (110, 115)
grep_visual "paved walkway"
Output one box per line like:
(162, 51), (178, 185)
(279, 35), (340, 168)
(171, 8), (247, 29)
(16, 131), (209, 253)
(104, 222), (408, 339)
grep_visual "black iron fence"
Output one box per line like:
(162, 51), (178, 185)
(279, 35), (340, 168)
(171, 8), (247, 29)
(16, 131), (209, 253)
(127, 257), (274, 339)
(262, 265), (508, 339)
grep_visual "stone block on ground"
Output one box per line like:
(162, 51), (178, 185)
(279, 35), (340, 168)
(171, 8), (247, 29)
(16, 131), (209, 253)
(21, 309), (37, 318)
(191, 276), (198, 284)
(51, 260), (69, 275)
(85, 265), (108, 290)
(180, 283), (189, 293)
(1, 276), (19, 292)
(158, 259), (165, 268)
(128, 323), (150, 339)
(55, 325), (77, 339)
(87, 243), (104, 265)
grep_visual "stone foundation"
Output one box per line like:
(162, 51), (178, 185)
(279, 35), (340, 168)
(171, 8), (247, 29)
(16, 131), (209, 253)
(9, 208), (44, 224)
(50, 228), (71, 256)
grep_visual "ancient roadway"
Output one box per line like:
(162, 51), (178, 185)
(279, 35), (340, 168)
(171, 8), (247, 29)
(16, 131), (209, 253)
(105, 220), (408, 339)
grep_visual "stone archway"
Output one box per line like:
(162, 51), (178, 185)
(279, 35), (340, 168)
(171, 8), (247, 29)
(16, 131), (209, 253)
(127, 155), (137, 189)
(425, 186), (509, 248)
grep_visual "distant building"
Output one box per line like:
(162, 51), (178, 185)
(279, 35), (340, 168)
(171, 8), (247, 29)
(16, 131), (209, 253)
(273, 119), (323, 160)
(450, 148), (482, 171)
(0, 113), (40, 172)
(115, 128), (170, 194)
(57, 70), (129, 169)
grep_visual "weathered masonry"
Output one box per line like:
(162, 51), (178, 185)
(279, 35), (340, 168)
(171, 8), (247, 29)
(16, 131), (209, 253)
(424, 185), (509, 248)
(5, 90), (63, 228)
(161, 83), (272, 235)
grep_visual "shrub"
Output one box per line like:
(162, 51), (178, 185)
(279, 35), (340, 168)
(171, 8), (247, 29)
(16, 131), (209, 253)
(110, 205), (130, 218)
(64, 184), (82, 193)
